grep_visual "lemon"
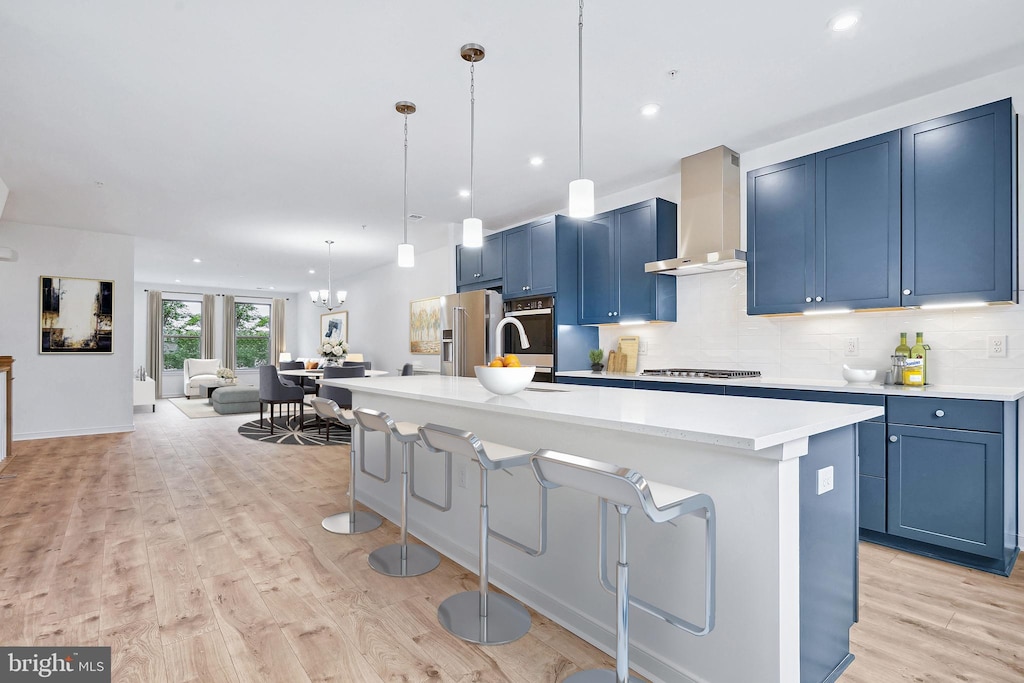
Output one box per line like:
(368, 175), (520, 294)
(502, 353), (520, 367)
(489, 357), (505, 368)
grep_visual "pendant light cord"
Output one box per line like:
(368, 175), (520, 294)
(470, 60), (476, 219)
(326, 240), (334, 307)
(578, 0), (584, 180)
(403, 114), (409, 243)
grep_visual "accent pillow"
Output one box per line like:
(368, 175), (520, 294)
(305, 361), (319, 370)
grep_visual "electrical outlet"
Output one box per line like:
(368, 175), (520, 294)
(456, 463), (468, 488)
(988, 334), (1008, 358)
(844, 337), (859, 356)
(638, 340), (649, 356)
(816, 466), (834, 496)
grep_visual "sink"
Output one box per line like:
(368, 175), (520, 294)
(522, 387), (570, 393)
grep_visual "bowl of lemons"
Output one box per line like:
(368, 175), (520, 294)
(475, 354), (536, 395)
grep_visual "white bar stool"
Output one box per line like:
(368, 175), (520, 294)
(311, 397), (383, 535)
(355, 408), (451, 577)
(530, 450), (716, 683)
(418, 423), (548, 646)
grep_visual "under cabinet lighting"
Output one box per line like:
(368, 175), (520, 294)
(918, 301), (989, 310)
(803, 308), (852, 316)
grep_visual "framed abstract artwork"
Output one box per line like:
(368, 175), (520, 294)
(39, 276), (114, 353)
(320, 310), (348, 344)
(410, 296), (441, 354)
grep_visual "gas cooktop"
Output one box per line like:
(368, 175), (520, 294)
(641, 368), (761, 379)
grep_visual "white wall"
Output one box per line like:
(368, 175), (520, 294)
(0, 221), (135, 439)
(133, 281), (300, 397)
(296, 241), (455, 374)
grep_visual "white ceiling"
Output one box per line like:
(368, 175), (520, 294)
(2, 1), (1024, 293)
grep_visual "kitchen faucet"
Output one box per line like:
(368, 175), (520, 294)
(496, 316), (530, 355)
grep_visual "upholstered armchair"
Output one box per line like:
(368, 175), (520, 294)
(183, 358), (222, 399)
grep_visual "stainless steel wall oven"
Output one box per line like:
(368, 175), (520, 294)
(503, 296), (554, 382)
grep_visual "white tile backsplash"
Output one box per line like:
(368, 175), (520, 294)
(600, 270), (1024, 387)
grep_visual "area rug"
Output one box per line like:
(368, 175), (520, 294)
(167, 396), (260, 419)
(237, 416), (352, 446)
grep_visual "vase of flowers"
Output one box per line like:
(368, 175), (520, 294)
(317, 340), (349, 367)
(216, 367), (237, 384)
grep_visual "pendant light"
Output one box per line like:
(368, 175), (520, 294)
(309, 240), (347, 310)
(396, 100), (416, 268)
(461, 43), (485, 248)
(568, 0), (595, 218)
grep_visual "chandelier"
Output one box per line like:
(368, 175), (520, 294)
(309, 240), (347, 310)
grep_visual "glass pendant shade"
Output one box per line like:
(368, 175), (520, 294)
(336, 290), (347, 303)
(569, 178), (595, 218)
(309, 290), (319, 303)
(463, 217), (483, 247)
(397, 243), (415, 268)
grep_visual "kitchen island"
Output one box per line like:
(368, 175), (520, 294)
(319, 374), (884, 683)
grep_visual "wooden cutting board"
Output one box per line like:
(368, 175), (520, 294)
(617, 336), (639, 373)
(606, 350), (628, 373)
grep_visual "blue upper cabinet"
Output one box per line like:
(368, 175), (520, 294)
(503, 216), (557, 299)
(901, 99), (1018, 306)
(747, 156), (816, 314)
(578, 198), (677, 324)
(456, 232), (503, 291)
(748, 132), (901, 315)
(816, 132), (902, 310)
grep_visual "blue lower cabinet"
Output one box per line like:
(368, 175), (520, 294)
(634, 381), (725, 394)
(887, 424), (1003, 559)
(859, 475), (886, 533)
(557, 376), (635, 389)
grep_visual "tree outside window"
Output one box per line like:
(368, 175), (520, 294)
(162, 300), (201, 370)
(236, 302), (270, 368)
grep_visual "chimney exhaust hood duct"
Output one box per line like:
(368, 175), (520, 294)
(645, 145), (744, 276)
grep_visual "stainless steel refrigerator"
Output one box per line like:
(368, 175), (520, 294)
(439, 289), (502, 377)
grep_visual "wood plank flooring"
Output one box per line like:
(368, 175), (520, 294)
(0, 402), (1020, 682)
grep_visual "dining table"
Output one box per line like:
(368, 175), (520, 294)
(279, 368), (388, 379)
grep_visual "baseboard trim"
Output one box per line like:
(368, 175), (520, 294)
(13, 424), (136, 441)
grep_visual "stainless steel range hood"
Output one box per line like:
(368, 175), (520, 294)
(645, 145), (744, 276)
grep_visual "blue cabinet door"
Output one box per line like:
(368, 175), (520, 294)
(901, 99), (1017, 306)
(617, 201), (658, 320)
(502, 225), (530, 296)
(528, 216), (557, 295)
(481, 232), (503, 282)
(887, 424), (1003, 559)
(747, 156), (816, 314)
(578, 211), (616, 323)
(456, 244), (480, 287)
(816, 132), (901, 309)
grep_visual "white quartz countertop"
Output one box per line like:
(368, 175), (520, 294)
(321, 375), (883, 455)
(557, 371), (1024, 401)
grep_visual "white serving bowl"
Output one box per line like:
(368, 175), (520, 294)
(842, 365), (877, 383)
(474, 365), (536, 395)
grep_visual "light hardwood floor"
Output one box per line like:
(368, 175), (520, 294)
(0, 402), (1020, 682)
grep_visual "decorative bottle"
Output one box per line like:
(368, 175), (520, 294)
(909, 332), (929, 384)
(894, 333), (910, 358)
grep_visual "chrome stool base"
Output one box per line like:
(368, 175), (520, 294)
(437, 590), (531, 645)
(564, 671), (644, 683)
(321, 511), (382, 535)
(368, 543), (440, 577)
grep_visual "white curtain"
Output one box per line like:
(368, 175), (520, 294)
(270, 298), (286, 367)
(200, 294), (216, 358)
(146, 290), (163, 398)
(222, 295), (236, 370)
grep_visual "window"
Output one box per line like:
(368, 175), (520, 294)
(162, 299), (201, 370)
(235, 302), (270, 368)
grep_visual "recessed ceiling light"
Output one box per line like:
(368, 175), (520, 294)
(828, 11), (860, 32)
(174, 279), (181, 283)
(640, 103), (661, 117)
(308, 269), (315, 274)
(529, 156), (544, 166)
(192, 258), (201, 263)
(458, 189), (471, 198)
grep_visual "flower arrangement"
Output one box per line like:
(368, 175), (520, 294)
(317, 339), (349, 362)
(216, 367), (236, 383)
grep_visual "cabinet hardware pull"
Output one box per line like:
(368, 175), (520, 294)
(903, 289), (911, 295)
(815, 296), (823, 302)
(889, 435), (898, 442)
(935, 410), (945, 417)
(805, 297), (812, 303)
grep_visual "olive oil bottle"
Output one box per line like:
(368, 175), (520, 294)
(908, 332), (929, 384)
(894, 332), (911, 358)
